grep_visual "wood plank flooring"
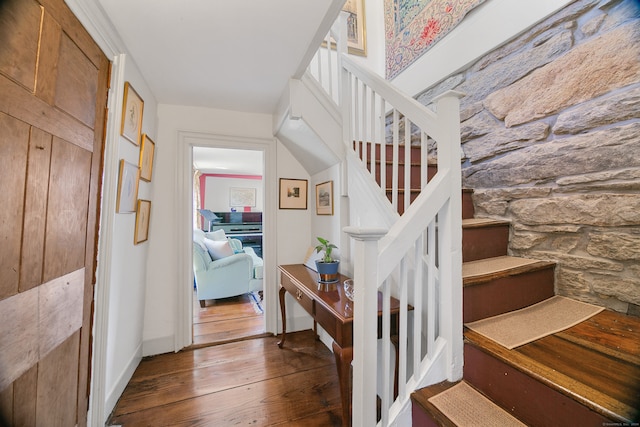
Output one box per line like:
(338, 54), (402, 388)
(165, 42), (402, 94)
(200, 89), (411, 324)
(192, 291), (267, 347)
(108, 330), (343, 426)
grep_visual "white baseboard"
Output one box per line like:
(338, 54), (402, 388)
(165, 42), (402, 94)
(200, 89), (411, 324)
(285, 314), (314, 333)
(105, 343), (142, 421)
(142, 335), (175, 357)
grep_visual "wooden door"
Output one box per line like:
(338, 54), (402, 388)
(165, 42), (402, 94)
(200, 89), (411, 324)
(0, 0), (109, 425)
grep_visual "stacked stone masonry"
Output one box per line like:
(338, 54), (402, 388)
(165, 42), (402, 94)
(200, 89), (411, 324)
(415, 0), (640, 314)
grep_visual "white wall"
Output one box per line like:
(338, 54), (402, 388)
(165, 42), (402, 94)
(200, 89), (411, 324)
(144, 105), (314, 353)
(309, 163), (347, 348)
(102, 55), (158, 417)
(275, 143), (316, 332)
(202, 175), (263, 213)
(311, 164), (344, 267)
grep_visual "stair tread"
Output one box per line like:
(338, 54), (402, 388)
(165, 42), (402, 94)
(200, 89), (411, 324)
(464, 309), (640, 422)
(412, 380), (525, 427)
(463, 255), (555, 286)
(462, 217), (510, 228)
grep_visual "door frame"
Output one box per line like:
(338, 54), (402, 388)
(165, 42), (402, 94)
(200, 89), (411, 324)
(176, 131), (278, 350)
(89, 53), (127, 427)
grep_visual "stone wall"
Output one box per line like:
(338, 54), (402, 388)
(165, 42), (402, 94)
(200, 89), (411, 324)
(416, 0), (640, 314)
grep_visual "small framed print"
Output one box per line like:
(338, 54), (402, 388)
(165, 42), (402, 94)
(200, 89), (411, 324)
(322, 0), (367, 56)
(139, 134), (155, 182)
(316, 180), (334, 215)
(344, 0), (366, 56)
(134, 199), (151, 244)
(121, 82), (144, 145)
(279, 178), (308, 210)
(229, 187), (256, 207)
(116, 159), (140, 213)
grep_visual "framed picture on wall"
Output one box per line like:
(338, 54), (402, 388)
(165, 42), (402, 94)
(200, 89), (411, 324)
(134, 199), (151, 244)
(116, 159), (140, 213)
(229, 187), (256, 207)
(322, 0), (367, 56)
(139, 134), (155, 182)
(316, 180), (334, 215)
(344, 0), (366, 56)
(120, 82), (144, 145)
(279, 178), (308, 210)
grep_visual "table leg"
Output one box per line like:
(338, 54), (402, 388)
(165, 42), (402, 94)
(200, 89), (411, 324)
(332, 341), (353, 427)
(277, 286), (287, 348)
(390, 334), (399, 399)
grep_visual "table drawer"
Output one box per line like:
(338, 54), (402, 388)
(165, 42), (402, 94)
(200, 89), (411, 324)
(281, 274), (314, 315)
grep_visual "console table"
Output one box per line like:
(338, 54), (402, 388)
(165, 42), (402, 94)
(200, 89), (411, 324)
(277, 264), (402, 427)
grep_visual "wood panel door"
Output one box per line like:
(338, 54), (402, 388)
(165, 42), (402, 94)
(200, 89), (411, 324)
(0, 0), (109, 425)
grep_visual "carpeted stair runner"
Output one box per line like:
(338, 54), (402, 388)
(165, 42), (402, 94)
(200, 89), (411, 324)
(464, 295), (604, 349)
(427, 381), (526, 427)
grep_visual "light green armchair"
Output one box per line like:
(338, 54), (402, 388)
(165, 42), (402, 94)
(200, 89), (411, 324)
(192, 229), (263, 307)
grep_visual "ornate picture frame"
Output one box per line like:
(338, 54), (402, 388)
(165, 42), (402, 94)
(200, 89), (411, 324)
(279, 178), (308, 210)
(134, 199), (151, 244)
(316, 180), (334, 215)
(139, 134), (155, 182)
(121, 82), (144, 145)
(116, 159), (140, 213)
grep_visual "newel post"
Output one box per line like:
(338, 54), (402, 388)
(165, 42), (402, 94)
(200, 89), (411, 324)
(433, 90), (464, 381)
(343, 226), (387, 427)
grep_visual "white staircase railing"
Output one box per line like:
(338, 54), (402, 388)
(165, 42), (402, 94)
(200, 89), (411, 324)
(308, 14), (463, 427)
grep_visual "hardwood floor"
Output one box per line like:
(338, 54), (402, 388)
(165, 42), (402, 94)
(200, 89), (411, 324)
(192, 291), (267, 347)
(107, 330), (343, 426)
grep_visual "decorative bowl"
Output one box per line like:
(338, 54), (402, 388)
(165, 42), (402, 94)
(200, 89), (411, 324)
(343, 279), (354, 302)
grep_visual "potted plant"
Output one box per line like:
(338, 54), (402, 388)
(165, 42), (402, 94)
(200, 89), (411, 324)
(314, 236), (339, 283)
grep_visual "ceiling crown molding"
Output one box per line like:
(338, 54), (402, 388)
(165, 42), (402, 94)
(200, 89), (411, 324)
(65, 0), (128, 57)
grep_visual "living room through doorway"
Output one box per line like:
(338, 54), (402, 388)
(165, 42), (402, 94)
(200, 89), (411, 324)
(192, 146), (267, 346)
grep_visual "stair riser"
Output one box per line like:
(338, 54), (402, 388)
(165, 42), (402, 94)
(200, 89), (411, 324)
(373, 163), (433, 189)
(463, 225), (509, 262)
(463, 267), (555, 323)
(462, 190), (474, 219)
(386, 189), (475, 217)
(411, 406), (443, 427)
(355, 141), (423, 163)
(355, 141), (476, 218)
(464, 343), (612, 426)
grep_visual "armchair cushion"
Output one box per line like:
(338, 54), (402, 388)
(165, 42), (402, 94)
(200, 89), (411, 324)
(209, 229), (227, 241)
(193, 229), (207, 251)
(227, 238), (244, 254)
(243, 246), (264, 279)
(203, 238), (234, 260)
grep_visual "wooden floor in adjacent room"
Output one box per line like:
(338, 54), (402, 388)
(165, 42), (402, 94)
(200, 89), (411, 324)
(192, 291), (267, 346)
(107, 330), (343, 426)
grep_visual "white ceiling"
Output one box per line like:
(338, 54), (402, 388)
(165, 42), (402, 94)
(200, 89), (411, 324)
(95, 0), (340, 174)
(97, 0), (337, 114)
(193, 147), (263, 176)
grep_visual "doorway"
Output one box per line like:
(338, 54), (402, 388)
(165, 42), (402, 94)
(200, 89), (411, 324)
(191, 146), (266, 346)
